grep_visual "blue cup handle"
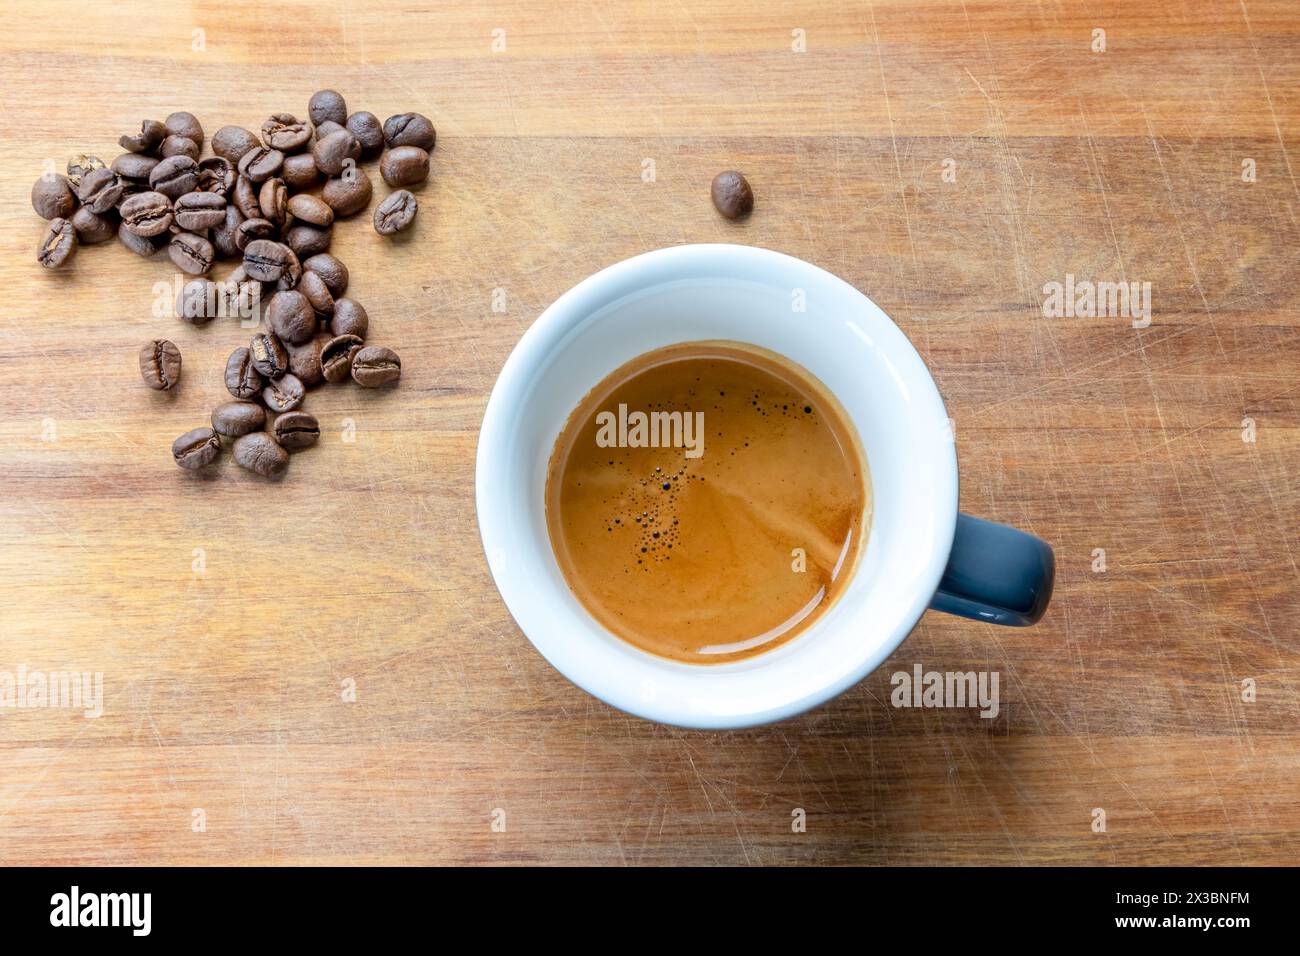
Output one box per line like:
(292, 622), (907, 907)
(928, 513), (1055, 626)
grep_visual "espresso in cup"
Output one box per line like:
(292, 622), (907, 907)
(545, 341), (871, 664)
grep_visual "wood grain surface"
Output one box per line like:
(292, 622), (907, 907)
(1, 0), (1298, 866)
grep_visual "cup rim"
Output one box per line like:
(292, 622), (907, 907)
(476, 243), (957, 728)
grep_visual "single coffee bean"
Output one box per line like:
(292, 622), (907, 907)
(322, 167), (372, 216)
(258, 177), (288, 225)
(308, 89), (348, 127)
(267, 289), (316, 344)
(237, 146), (284, 184)
(211, 400), (266, 438)
(262, 373), (305, 412)
(235, 217), (276, 251)
(232, 432), (289, 479)
(281, 153), (322, 191)
(174, 191), (227, 231)
(287, 337), (326, 387)
(250, 331), (290, 378)
(211, 204), (245, 259)
(118, 224), (164, 257)
(77, 167), (125, 213)
(373, 189), (418, 235)
(283, 222), (331, 259)
(119, 191), (174, 237)
(159, 135), (200, 160)
(66, 154), (106, 189)
(380, 146), (430, 187)
(173, 427), (221, 470)
(225, 346), (266, 399)
(711, 170), (754, 220)
(31, 174), (77, 219)
(320, 334), (363, 383)
(211, 125), (260, 164)
(149, 155), (200, 200)
(329, 297), (367, 338)
(71, 206), (117, 243)
(272, 411), (321, 450)
(111, 152), (159, 184)
(164, 111), (204, 147)
(287, 193), (333, 227)
(346, 111), (385, 158)
(382, 112), (436, 151)
(36, 217), (77, 268)
(261, 113), (312, 153)
(313, 119), (345, 139)
(197, 157), (236, 195)
(351, 346), (402, 387)
(312, 129), (360, 177)
(168, 232), (215, 275)
(243, 239), (294, 281)
(298, 270), (335, 319)
(232, 175), (261, 219)
(303, 253), (348, 296)
(119, 119), (166, 155)
(274, 245), (303, 291)
(139, 339), (182, 390)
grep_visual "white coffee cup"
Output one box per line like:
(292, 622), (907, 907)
(476, 244), (1052, 729)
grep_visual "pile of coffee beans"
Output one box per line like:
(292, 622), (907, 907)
(31, 91), (428, 479)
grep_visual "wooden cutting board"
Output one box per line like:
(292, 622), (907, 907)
(1, 0), (1297, 865)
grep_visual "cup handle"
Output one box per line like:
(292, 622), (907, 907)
(928, 513), (1055, 626)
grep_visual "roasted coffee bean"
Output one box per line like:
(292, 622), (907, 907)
(237, 146), (284, 184)
(283, 222), (331, 259)
(118, 224), (164, 257)
(197, 156), (236, 195)
(312, 128), (360, 177)
(261, 113), (312, 152)
(71, 206), (117, 243)
(298, 270), (335, 319)
(225, 346), (265, 399)
(267, 289), (316, 344)
(173, 426), (220, 470)
(211, 203), (245, 259)
(308, 89), (348, 127)
(313, 119), (345, 140)
(346, 111), (385, 158)
(232, 175), (262, 220)
(374, 189), (417, 235)
(711, 170), (754, 220)
(232, 432), (288, 479)
(211, 400), (266, 438)
(149, 155), (200, 200)
(303, 253), (348, 296)
(235, 217), (275, 251)
(169, 232), (214, 275)
(119, 119), (166, 155)
(322, 167), (372, 216)
(211, 125), (260, 164)
(261, 373), (305, 412)
(216, 266), (264, 323)
(274, 246), (302, 291)
(320, 334), (363, 383)
(160, 135), (200, 160)
(31, 174), (77, 220)
(174, 191), (227, 231)
(77, 167), (125, 213)
(111, 152), (159, 184)
(352, 346), (402, 387)
(164, 111), (204, 147)
(287, 193), (333, 227)
(329, 297), (367, 338)
(382, 112), (436, 151)
(66, 154), (106, 189)
(119, 191), (173, 236)
(272, 411), (321, 449)
(281, 153), (322, 191)
(287, 337), (326, 387)
(243, 239), (295, 282)
(258, 177), (288, 225)
(175, 278), (219, 323)
(37, 217), (77, 268)
(250, 331), (290, 378)
(139, 339), (182, 390)
(380, 146), (430, 187)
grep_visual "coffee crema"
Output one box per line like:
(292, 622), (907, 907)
(545, 341), (870, 664)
